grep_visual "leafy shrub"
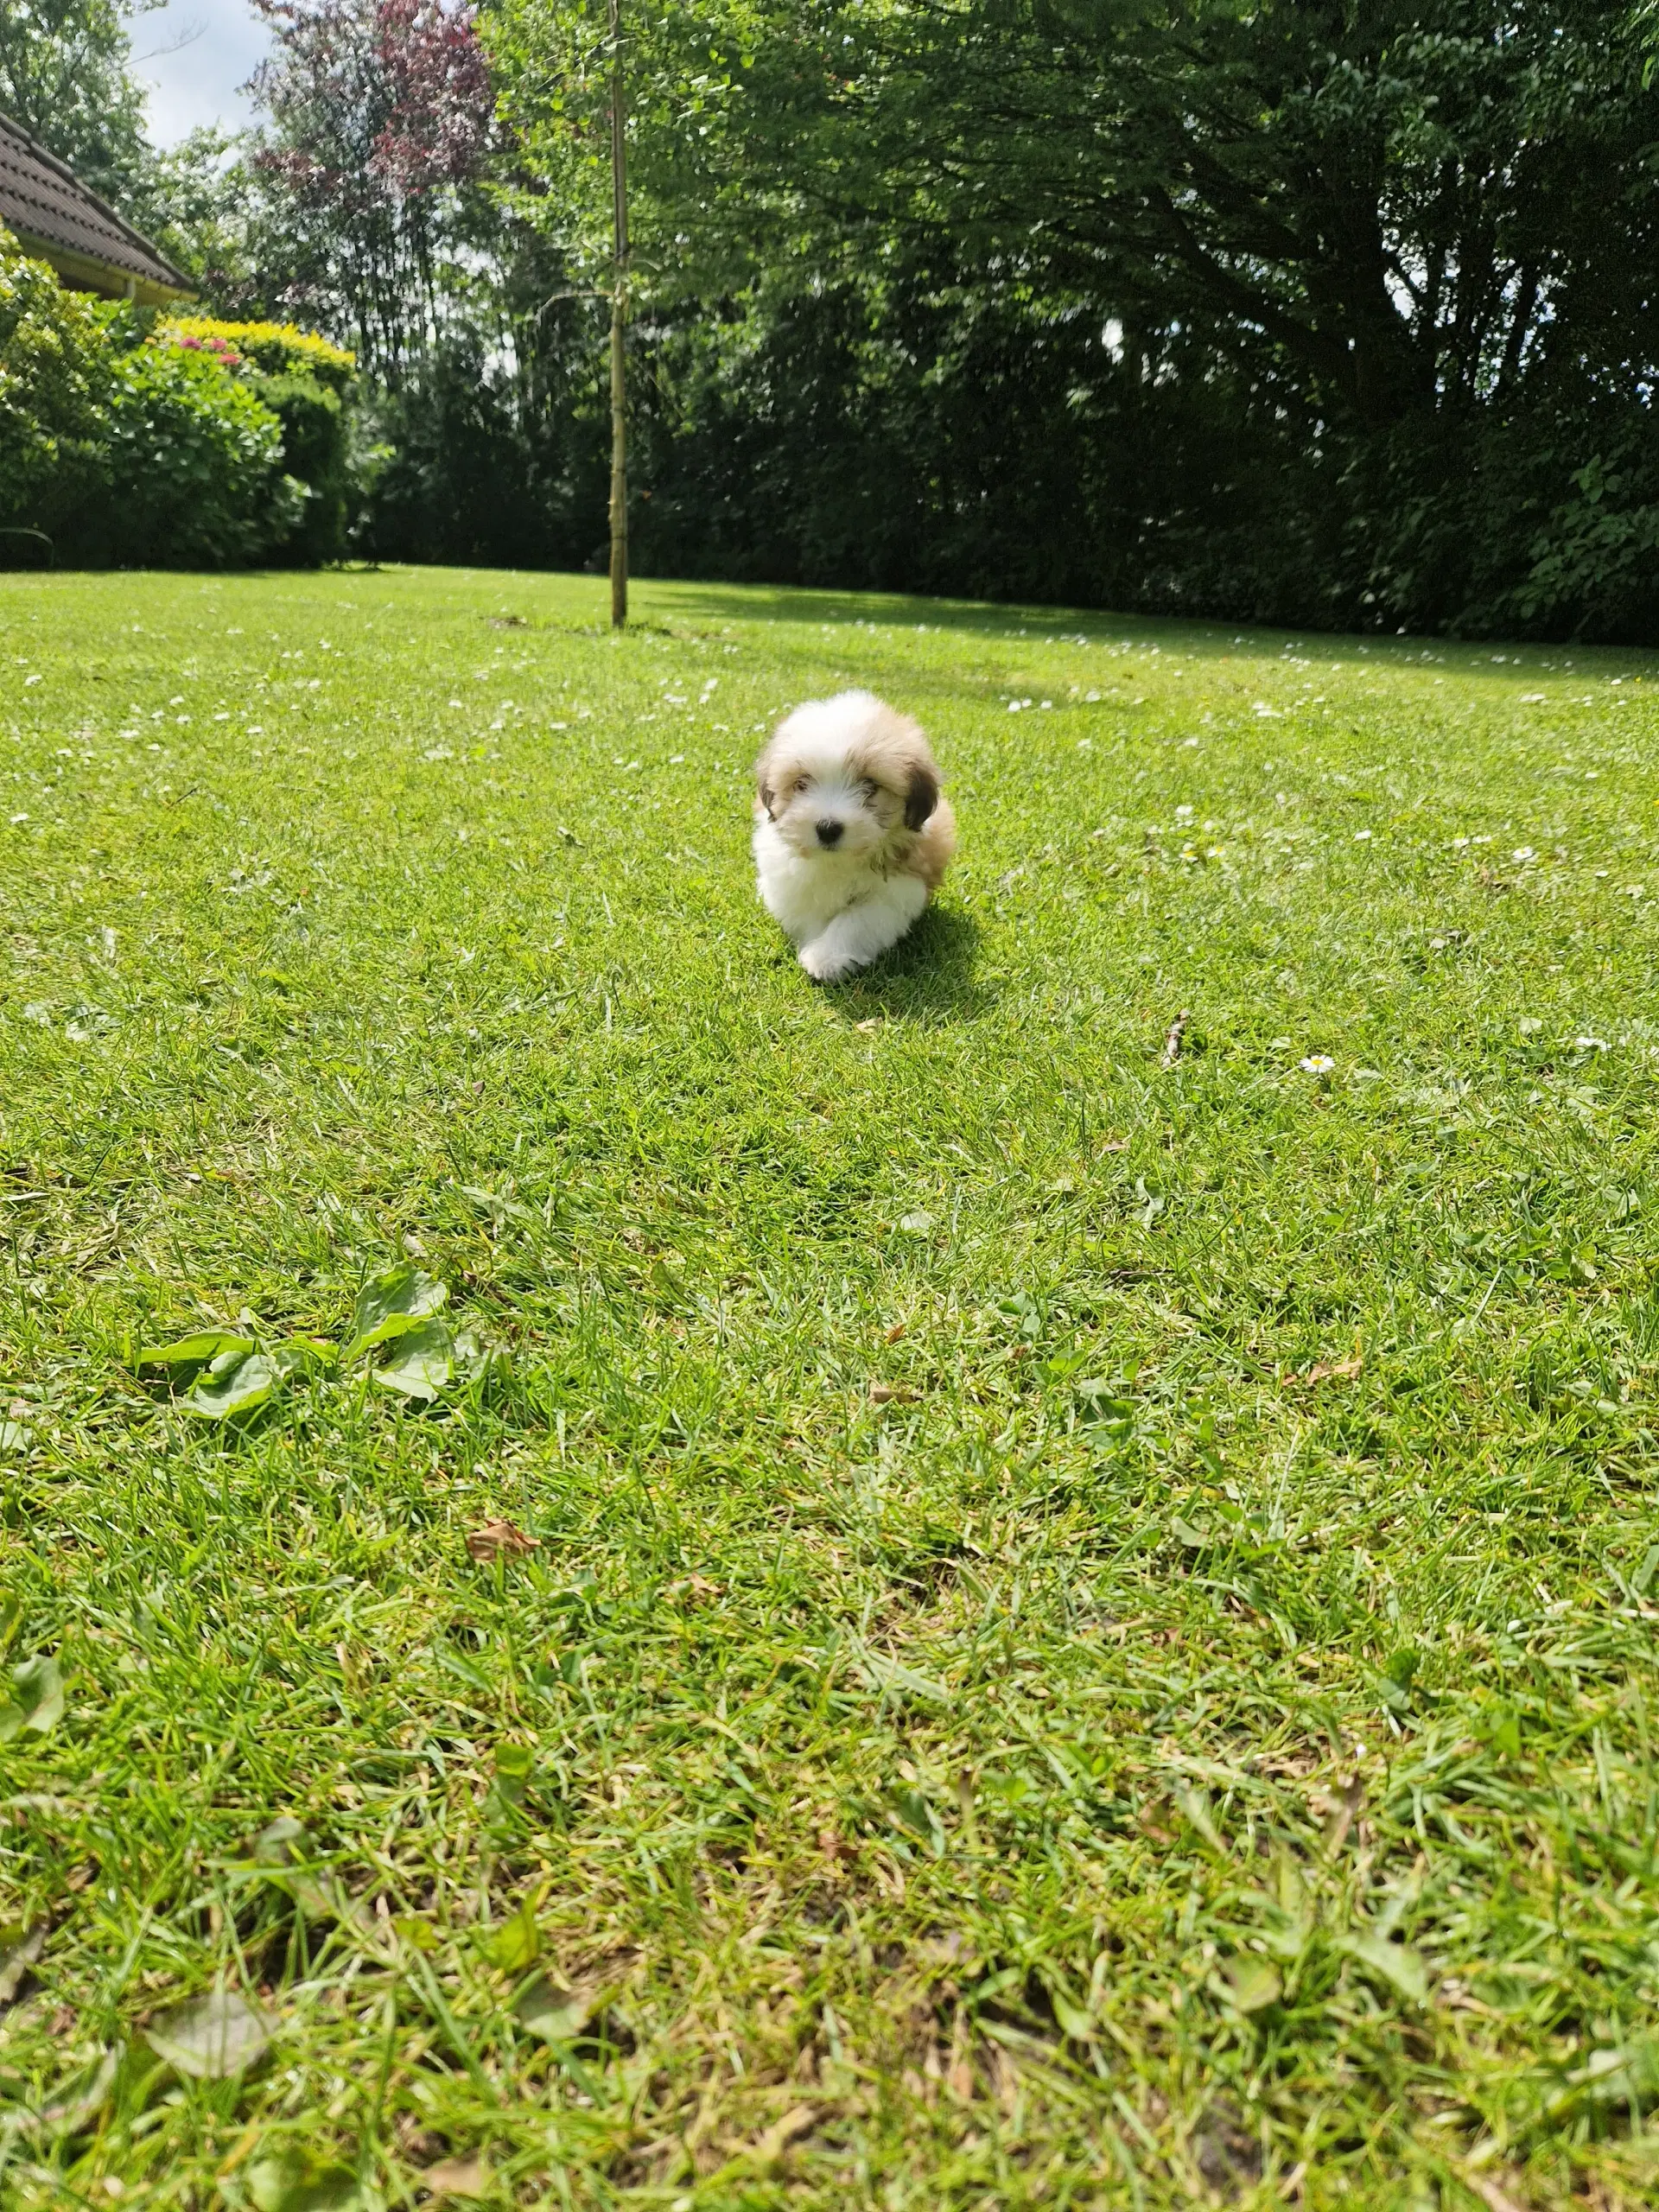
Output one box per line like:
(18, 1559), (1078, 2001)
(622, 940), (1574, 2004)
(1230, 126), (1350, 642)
(160, 316), (357, 393)
(0, 235), (111, 553)
(94, 335), (305, 568)
(156, 317), (358, 563)
(0, 232), (350, 569)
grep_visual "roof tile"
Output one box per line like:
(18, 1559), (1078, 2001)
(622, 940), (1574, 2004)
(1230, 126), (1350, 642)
(0, 110), (188, 298)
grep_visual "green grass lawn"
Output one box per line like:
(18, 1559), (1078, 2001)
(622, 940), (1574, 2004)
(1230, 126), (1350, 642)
(3, 565), (1659, 2210)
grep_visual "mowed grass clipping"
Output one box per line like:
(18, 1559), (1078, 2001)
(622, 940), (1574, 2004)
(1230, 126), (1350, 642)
(1, 566), (1658, 2211)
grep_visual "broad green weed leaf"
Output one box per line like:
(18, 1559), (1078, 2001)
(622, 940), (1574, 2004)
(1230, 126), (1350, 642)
(421, 2158), (489, 2200)
(0, 1920), (45, 2002)
(453, 1325), (493, 1382)
(491, 1742), (535, 1807)
(1074, 1377), (1126, 1406)
(251, 1815), (310, 1865)
(247, 2149), (363, 2212)
(373, 1316), (454, 1399)
(0, 1421), (30, 1452)
(1174, 1785), (1227, 1854)
(273, 1337), (333, 1379)
(181, 1347), (278, 1419)
(513, 1972), (601, 2043)
(887, 1785), (945, 1855)
(1222, 1955), (1281, 2013)
(37, 2046), (119, 2136)
(1484, 1702), (1523, 1759)
(0, 1653), (64, 1741)
(431, 1642), (492, 1692)
(1560, 2037), (1659, 2112)
(1048, 1986), (1097, 2040)
(1339, 1931), (1429, 2005)
(346, 1263), (447, 1363)
(137, 1331), (254, 1372)
(144, 1989), (273, 2077)
(486, 1893), (542, 1972)
(245, 1817), (339, 1920)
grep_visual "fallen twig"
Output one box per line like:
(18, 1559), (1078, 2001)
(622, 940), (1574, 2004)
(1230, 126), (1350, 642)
(1160, 1009), (1191, 1067)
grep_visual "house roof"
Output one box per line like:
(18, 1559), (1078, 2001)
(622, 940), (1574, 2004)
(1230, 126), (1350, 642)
(0, 110), (190, 304)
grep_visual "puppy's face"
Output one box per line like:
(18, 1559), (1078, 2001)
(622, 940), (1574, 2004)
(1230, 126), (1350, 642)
(755, 690), (938, 864)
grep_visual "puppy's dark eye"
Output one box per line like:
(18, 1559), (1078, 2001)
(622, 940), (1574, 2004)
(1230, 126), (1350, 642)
(860, 779), (879, 801)
(792, 775), (812, 794)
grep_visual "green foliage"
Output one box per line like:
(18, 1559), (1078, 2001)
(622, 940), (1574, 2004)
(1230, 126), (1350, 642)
(159, 319), (361, 563)
(352, 319), (609, 567)
(0, 231), (365, 568)
(92, 334), (306, 568)
(246, 371), (349, 562)
(0, 232), (111, 531)
(162, 316), (358, 393)
(473, 0), (1659, 639)
(0, 0), (156, 213)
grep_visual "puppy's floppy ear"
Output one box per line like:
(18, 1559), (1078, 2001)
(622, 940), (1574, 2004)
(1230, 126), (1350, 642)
(754, 736), (779, 819)
(904, 761), (939, 831)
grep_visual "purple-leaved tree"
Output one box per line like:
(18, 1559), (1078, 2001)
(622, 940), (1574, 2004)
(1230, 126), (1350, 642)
(249, 0), (493, 380)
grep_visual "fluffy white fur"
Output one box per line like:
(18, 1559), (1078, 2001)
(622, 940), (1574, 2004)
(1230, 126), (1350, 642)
(752, 690), (957, 982)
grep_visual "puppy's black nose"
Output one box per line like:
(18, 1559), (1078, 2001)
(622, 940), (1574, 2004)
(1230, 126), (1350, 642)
(815, 819), (844, 847)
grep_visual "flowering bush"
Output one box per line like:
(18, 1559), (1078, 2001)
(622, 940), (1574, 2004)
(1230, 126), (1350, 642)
(97, 336), (306, 568)
(160, 317), (356, 394)
(0, 231), (348, 569)
(157, 316), (359, 561)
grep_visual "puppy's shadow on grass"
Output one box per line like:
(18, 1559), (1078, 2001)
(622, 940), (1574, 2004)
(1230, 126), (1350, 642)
(828, 905), (990, 1023)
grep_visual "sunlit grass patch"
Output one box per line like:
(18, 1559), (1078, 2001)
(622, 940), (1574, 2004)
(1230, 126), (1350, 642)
(2, 566), (1658, 2206)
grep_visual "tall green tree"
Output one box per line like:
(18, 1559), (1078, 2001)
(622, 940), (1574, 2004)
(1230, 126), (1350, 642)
(540, 0), (1658, 435)
(0, 0), (159, 211)
(482, 0), (1659, 636)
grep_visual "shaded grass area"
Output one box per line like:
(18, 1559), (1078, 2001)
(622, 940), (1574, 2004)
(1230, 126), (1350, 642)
(2, 565), (1659, 2207)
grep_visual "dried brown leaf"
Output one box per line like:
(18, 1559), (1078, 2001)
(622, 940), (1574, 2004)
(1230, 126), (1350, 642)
(466, 1519), (538, 1562)
(665, 1574), (723, 1605)
(1293, 1347), (1364, 1386)
(423, 2156), (490, 2199)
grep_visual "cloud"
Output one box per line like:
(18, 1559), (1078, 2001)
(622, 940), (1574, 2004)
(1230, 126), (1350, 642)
(135, 0), (270, 147)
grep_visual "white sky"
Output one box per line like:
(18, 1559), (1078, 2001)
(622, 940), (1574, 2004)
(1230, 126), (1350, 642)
(133, 0), (270, 147)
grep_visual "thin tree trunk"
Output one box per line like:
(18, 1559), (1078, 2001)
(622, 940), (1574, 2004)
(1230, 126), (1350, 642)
(608, 0), (628, 629)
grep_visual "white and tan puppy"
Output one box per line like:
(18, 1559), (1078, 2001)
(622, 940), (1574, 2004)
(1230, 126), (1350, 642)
(753, 690), (957, 982)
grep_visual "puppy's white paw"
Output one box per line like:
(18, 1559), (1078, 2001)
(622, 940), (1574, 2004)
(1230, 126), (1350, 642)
(799, 940), (861, 984)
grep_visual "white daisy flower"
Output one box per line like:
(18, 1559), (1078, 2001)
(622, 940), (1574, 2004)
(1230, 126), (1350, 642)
(1300, 1054), (1335, 1074)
